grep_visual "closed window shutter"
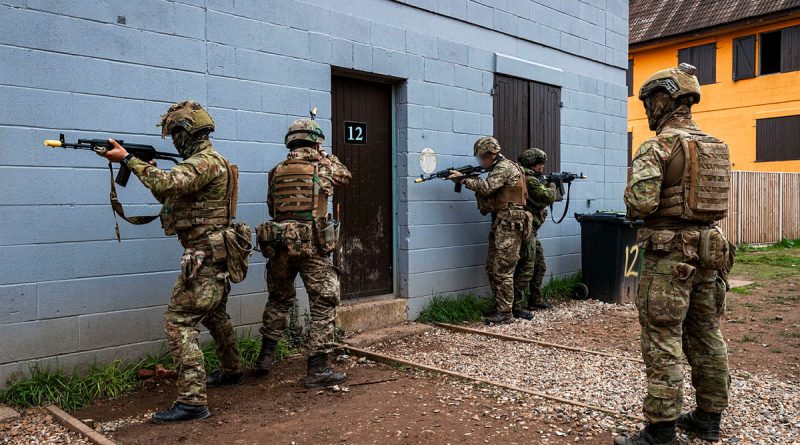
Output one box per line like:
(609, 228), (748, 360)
(780, 25), (800, 72)
(756, 115), (800, 162)
(733, 35), (756, 81)
(678, 43), (716, 85)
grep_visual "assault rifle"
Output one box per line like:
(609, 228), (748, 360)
(541, 171), (586, 224)
(43, 133), (181, 186)
(543, 171), (586, 201)
(43, 133), (183, 242)
(414, 164), (486, 192)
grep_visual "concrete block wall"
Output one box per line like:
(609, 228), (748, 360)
(0, 0), (628, 383)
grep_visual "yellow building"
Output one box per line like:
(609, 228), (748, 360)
(628, 0), (800, 172)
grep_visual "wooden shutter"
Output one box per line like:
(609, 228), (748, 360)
(756, 115), (800, 162)
(627, 58), (634, 97)
(529, 81), (561, 173)
(678, 43), (716, 85)
(493, 74), (561, 172)
(781, 25), (800, 72)
(733, 35), (756, 81)
(493, 74), (529, 162)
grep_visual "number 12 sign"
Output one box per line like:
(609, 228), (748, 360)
(344, 121), (367, 145)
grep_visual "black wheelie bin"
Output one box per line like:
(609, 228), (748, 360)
(574, 212), (643, 304)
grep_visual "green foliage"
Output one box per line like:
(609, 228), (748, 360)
(1, 361), (138, 412)
(738, 238), (800, 252)
(541, 273), (583, 302)
(417, 294), (494, 324)
(0, 334), (297, 412)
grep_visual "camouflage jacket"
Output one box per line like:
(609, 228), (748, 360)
(129, 140), (231, 245)
(624, 114), (698, 224)
(267, 147), (352, 218)
(522, 167), (556, 229)
(462, 155), (523, 215)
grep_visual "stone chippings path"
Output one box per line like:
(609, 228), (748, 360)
(0, 408), (90, 445)
(367, 301), (800, 444)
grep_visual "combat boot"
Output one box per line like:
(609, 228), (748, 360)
(206, 369), (244, 388)
(613, 421), (677, 445)
(528, 302), (552, 310)
(305, 353), (347, 389)
(253, 337), (278, 375)
(677, 410), (721, 442)
(512, 309), (533, 320)
(152, 402), (210, 423)
(484, 311), (513, 325)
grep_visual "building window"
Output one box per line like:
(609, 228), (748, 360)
(678, 43), (716, 85)
(733, 35), (756, 81)
(760, 30), (782, 74)
(760, 25), (800, 75)
(627, 59), (634, 97)
(493, 74), (561, 172)
(756, 115), (800, 162)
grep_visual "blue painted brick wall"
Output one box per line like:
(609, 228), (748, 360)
(0, 0), (628, 383)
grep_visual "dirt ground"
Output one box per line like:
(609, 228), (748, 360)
(76, 357), (613, 445)
(70, 246), (798, 444)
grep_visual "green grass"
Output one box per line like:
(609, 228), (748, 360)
(738, 238), (800, 252)
(417, 294), (494, 324)
(0, 335), (295, 412)
(0, 303), (313, 412)
(730, 241), (800, 280)
(417, 273), (583, 324)
(541, 272), (583, 302)
(741, 334), (760, 343)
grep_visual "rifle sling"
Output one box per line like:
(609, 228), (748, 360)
(108, 162), (160, 242)
(550, 181), (572, 225)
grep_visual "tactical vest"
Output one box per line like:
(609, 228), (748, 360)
(270, 159), (327, 221)
(653, 128), (730, 223)
(489, 163), (528, 211)
(161, 152), (238, 235)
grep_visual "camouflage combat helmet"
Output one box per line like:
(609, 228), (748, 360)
(519, 148), (547, 168)
(639, 63), (702, 104)
(285, 118), (326, 148)
(158, 100), (215, 138)
(473, 136), (501, 156)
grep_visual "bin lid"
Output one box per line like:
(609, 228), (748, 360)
(575, 211), (643, 225)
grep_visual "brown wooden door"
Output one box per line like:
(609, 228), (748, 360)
(493, 74), (561, 173)
(331, 76), (393, 300)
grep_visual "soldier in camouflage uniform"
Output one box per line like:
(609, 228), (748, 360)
(616, 64), (734, 445)
(102, 101), (243, 423)
(255, 118), (352, 388)
(449, 137), (534, 324)
(519, 148), (557, 310)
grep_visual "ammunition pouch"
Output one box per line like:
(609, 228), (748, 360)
(256, 220), (315, 258)
(223, 223), (253, 283)
(495, 209), (533, 240)
(315, 216), (341, 255)
(699, 227), (730, 270)
(638, 226), (734, 271)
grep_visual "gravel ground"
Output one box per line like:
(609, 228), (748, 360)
(482, 300), (642, 356)
(0, 408), (90, 445)
(370, 315), (800, 444)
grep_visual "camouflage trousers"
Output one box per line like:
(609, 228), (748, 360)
(487, 210), (533, 313)
(636, 249), (729, 422)
(527, 229), (547, 306)
(164, 259), (241, 406)
(260, 248), (340, 355)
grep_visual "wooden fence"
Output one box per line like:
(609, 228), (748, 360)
(717, 171), (800, 245)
